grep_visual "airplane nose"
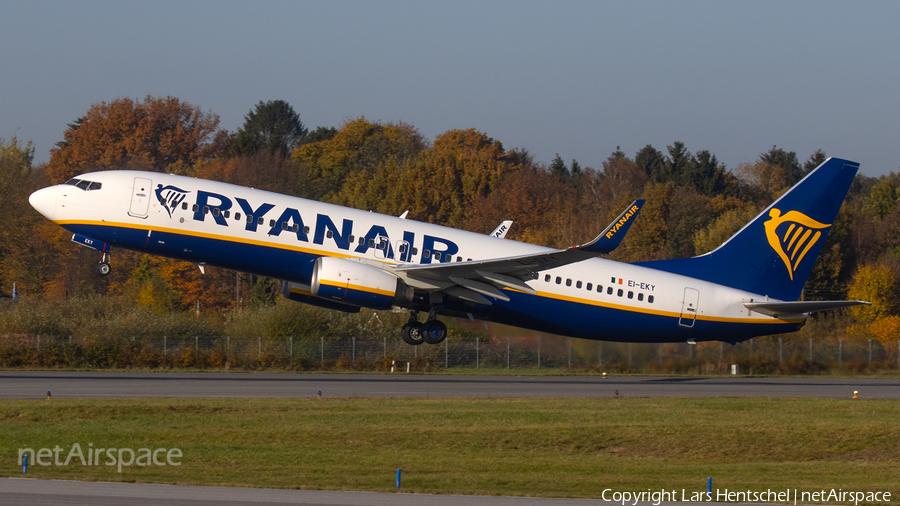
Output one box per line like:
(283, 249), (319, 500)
(29, 186), (58, 220)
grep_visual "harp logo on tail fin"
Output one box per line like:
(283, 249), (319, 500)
(764, 208), (831, 280)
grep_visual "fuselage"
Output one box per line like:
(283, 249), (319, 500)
(28, 170), (805, 343)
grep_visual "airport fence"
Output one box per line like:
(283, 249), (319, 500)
(0, 333), (898, 374)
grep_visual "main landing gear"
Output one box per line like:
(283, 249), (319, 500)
(401, 311), (447, 346)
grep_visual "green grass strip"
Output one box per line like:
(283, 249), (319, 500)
(1, 397), (898, 501)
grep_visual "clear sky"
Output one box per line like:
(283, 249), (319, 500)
(2, 0), (898, 177)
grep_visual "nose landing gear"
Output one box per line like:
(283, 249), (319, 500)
(97, 252), (111, 276)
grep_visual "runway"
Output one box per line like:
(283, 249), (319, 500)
(0, 478), (772, 506)
(0, 371), (897, 399)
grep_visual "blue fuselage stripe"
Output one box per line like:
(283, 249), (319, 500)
(67, 222), (800, 343)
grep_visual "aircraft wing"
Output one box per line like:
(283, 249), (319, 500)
(393, 200), (644, 305)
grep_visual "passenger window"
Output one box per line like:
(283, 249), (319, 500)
(556, 276), (562, 285)
(292, 224), (299, 232)
(359, 237), (366, 245)
(398, 244), (407, 253)
(246, 215), (253, 223)
(269, 219), (275, 227)
(545, 274), (551, 282)
(423, 250), (431, 259)
(369, 239), (376, 248)
(576, 281), (582, 289)
(349, 235), (355, 243)
(638, 293), (644, 301)
(182, 202), (188, 210)
(617, 289), (624, 297)
(566, 279), (572, 287)
(648, 295), (655, 303)
(234, 212), (241, 220)
(598, 285), (603, 292)
(193, 204), (199, 212)
(586, 283), (592, 291)
(203, 206), (209, 214)
(457, 256), (462, 262)
(413, 248), (419, 255)
(627, 291), (633, 299)
(607, 287), (613, 295)
(304, 226), (310, 234)
(224, 210), (230, 218)
(213, 208), (220, 217)
(258, 217), (264, 225)
(467, 258), (472, 262)
(434, 252), (441, 261)
(326, 230), (333, 239)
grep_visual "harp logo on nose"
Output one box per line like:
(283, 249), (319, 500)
(155, 185), (191, 218)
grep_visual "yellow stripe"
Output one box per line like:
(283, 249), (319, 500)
(515, 289), (804, 325)
(56, 219), (364, 260)
(319, 279), (394, 297)
(64, 221), (801, 325)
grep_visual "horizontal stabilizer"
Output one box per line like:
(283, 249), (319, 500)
(744, 300), (870, 317)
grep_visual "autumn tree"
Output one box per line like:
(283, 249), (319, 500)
(848, 264), (899, 324)
(760, 145), (802, 185)
(232, 100), (307, 157)
(462, 167), (580, 248)
(46, 95), (227, 183)
(292, 118), (426, 202)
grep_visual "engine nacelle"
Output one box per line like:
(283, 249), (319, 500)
(282, 281), (361, 313)
(310, 257), (412, 310)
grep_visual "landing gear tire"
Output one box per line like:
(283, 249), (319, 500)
(422, 320), (447, 345)
(97, 262), (111, 276)
(401, 322), (425, 345)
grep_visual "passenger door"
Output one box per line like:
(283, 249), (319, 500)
(678, 287), (700, 328)
(128, 177), (153, 218)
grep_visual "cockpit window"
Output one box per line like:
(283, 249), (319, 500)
(65, 178), (102, 191)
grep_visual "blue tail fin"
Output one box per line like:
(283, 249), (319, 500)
(637, 157), (859, 301)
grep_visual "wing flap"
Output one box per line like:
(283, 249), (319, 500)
(744, 300), (870, 316)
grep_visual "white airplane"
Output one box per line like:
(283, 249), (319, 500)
(28, 157), (868, 345)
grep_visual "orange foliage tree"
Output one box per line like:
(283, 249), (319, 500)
(46, 95), (228, 183)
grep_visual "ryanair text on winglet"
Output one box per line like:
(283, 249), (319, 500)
(605, 205), (640, 239)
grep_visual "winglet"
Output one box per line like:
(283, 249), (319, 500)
(490, 220), (513, 239)
(576, 200), (645, 254)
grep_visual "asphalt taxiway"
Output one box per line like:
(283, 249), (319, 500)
(0, 478), (781, 506)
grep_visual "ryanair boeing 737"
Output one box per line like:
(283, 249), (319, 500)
(28, 157), (868, 346)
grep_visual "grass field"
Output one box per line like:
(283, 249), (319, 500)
(2, 397), (898, 501)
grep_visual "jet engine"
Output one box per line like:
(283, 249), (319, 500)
(310, 257), (413, 310)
